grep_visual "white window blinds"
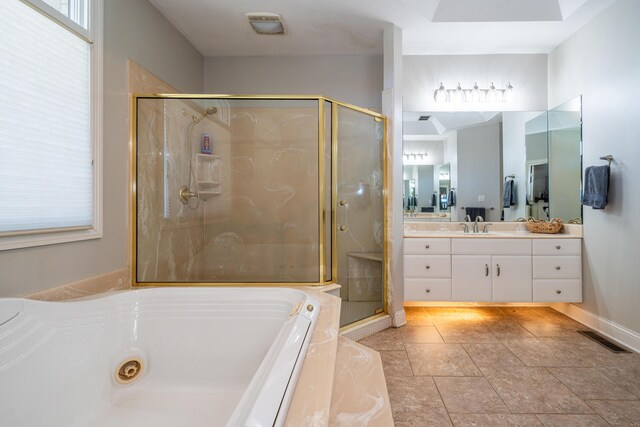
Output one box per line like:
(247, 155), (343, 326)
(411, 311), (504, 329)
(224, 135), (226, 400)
(0, 0), (93, 234)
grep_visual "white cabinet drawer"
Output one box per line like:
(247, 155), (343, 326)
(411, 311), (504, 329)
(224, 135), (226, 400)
(405, 279), (451, 301)
(404, 255), (451, 278)
(533, 279), (582, 302)
(533, 239), (581, 256)
(533, 256), (581, 279)
(452, 238), (531, 255)
(404, 238), (451, 255)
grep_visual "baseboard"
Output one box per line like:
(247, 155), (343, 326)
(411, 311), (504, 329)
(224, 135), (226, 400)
(341, 315), (393, 341)
(551, 303), (640, 353)
(26, 268), (130, 301)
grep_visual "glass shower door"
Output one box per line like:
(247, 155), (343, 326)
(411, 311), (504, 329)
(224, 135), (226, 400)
(334, 105), (385, 327)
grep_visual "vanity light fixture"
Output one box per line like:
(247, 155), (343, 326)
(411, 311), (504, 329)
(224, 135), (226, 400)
(434, 82), (515, 103)
(403, 152), (429, 165)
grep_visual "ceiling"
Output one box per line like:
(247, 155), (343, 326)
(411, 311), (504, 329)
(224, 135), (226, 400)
(148, 0), (614, 56)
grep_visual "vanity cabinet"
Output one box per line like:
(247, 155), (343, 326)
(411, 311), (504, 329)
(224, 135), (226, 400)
(451, 239), (532, 302)
(404, 238), (452, 301)
(532, 239), (583, 302)
(404, 237), (582, 303)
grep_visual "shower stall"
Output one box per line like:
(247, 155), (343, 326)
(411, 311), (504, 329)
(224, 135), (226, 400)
(132, 95), (385, 328)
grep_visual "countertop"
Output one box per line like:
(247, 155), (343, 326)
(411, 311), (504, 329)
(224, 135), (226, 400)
(404, 223), (583, 239)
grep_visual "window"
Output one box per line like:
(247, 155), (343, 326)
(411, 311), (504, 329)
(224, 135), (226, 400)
(0, 0), (102, 250)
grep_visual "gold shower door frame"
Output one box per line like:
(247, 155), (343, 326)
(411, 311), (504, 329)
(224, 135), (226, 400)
(130, 94), (388, 318)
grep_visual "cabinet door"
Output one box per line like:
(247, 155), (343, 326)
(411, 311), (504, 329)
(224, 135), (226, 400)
(452, 255), (492, 301)
(492, 256), (532, 302)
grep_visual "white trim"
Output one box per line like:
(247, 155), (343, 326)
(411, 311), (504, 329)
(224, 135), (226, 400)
(1, 0), (103, 252)
(551, 303), (640, 353)
(20, 0), (92, 41)
(341, 315), (392, 341)
(392, 308), (407, 327)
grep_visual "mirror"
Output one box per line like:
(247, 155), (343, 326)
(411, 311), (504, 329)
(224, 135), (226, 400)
(402, 140), (451, 221)
(403, 100), (582, 223)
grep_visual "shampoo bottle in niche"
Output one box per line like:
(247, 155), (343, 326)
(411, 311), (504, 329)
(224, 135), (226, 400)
(201, 133), (212, 154)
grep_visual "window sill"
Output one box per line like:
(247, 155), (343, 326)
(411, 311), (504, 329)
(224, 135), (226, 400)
(0, 227), (102, 251)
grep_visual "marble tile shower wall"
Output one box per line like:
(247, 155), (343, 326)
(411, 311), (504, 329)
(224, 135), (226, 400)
(202, 107), (320, 282)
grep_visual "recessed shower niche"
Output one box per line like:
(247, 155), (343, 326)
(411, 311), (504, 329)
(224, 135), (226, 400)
(132, 95), (386, 328)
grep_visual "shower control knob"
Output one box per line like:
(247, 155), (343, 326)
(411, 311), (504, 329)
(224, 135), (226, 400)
(339, 225), (348, 232)
(425, 289), (431, 293)
(556, 290), (562, 294)
(556, 266), (562, 270)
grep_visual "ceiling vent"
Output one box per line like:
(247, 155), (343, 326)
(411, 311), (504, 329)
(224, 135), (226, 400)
(418, 115), (431, 121)
(247, 13), (285, 35)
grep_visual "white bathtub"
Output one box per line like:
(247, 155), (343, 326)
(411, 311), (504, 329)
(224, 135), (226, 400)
(0, 287), (319, 427)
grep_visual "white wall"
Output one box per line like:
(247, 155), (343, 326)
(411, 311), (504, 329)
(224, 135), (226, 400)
(502, 111), (542, 221)
(456, 123), (502, 222)
(0, 0), (204, 297)
(404, 54), (548, 112)
(204, 55), (383, 110)
(443, 130), (458, 221)
(548, 0), (640, 334)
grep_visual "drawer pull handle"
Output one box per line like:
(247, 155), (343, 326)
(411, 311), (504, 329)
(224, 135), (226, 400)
(425, 244), (430, 249)
(496, 264), (501, 277)
(556, 266), (561, 270)
(556, 290), (562, 294)
(485, 264), (489, 276)
(556, 245), (561, 250)
(426, 289), (431, 293)
(425, 265), (431, 270)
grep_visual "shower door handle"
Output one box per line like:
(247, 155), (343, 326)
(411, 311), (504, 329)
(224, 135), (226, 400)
(338, 200), (348, 232)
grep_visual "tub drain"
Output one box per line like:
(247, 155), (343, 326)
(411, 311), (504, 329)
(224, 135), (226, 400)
(115, 359), (143, 384)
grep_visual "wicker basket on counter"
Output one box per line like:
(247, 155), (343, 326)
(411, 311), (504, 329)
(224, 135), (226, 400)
(526, 217), (564, 234)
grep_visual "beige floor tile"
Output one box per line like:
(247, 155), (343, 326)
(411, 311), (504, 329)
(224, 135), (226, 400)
(536, 414), (610, 426)
(406, 343), (482, 377)
(450, 414), (542, 426)
(437, 325), (500, 344)
(487, 321), (535, 339)
(405, 308), (435, 326)
(462, 343), (524, 367)
(379, 350), (414, 377)
(385, 375), (452, 426)
(521, 322), (583, 338)
(400, 325), (444, 344)
(481, 366), (593, 414)
(587, 400), (640, 425)
(358, 327), (405, 351)
(502, 338), (591, 367)
(555, 336), (638, 367)
(434, 377), (509, 414)
(598, 364), (640, 397)
(549, 367), (638, 400)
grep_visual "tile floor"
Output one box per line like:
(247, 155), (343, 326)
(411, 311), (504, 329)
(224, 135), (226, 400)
(358, 307), (640, 426)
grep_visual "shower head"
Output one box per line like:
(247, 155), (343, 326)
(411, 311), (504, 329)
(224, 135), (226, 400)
(205, 107), (218, 115)
(188, 107), (218, 125)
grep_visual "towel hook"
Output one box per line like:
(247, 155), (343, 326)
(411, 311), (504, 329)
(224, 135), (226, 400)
(599, 155), (613, 167)
(504, 174), (515, 182)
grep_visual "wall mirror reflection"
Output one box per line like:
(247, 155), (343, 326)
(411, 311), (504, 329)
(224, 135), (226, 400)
(403, 99), (582, 224)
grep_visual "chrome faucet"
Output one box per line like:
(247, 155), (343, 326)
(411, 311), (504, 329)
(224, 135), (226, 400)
(483, 223), (492, 234)
(464, 215), (471, 222)
(460, 223), (469, 233)
(473, 215), (484, 233)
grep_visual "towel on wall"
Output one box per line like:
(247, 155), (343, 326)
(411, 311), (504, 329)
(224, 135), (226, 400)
(431, 192), (437, 207)
(448, 189), (456, 207)
(503, 179), (516, 208)
(583, 165), (610, 209)
(465, 207), (486, 220)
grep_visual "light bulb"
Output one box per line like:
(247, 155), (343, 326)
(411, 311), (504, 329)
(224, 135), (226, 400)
(434, 82), (447, 102)
(471, 82), (481, 103)
(487, 82), (497, 103)
(505, 82), (514, 102)
(453, 82), (464, 103)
